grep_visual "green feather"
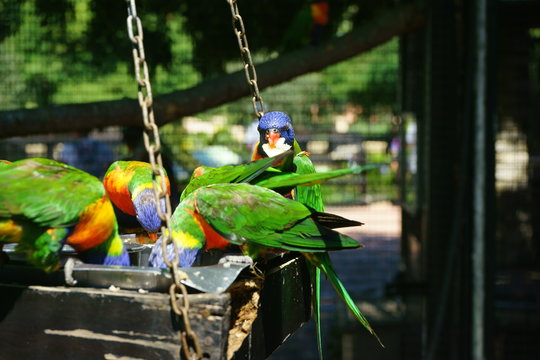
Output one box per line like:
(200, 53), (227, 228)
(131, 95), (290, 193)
(0, 158), (126, 271)
(292, 151), (324, 212)
(307, 261), (323, 359)
(0, 158), (104, 227)
(180, 183), (380, 347)
(308, 252), (384, 347)
(188, 183), (360, 253)
(291, 150), (325, 360)
(253, 163), (380, 191)
(180, 150), (293, 201)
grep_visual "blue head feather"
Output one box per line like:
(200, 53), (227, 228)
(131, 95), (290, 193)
(79, 247), (130, 266)
(133, 188), (165, 233)
(148, 236), (200, 268)
(258, 111), (295, 147)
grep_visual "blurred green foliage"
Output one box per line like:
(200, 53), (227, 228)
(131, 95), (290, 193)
(0, 0), (403, 204)
(0, 0), (402, 109)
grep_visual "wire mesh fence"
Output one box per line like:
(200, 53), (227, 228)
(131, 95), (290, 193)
(0, 2), (402, 208)
(0, 2), (404, 359)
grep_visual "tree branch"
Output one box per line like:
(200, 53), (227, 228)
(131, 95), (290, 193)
(0, 4), (425, 138)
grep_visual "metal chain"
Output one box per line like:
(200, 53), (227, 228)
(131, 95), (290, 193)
(227, 0), (265, 119)
(125, 1), (202, 359)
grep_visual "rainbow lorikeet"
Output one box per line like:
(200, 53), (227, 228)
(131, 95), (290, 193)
(0, 158), (129, 272)
(103, 161), (170, 242)
(252, 111), (329, 355)
(148, 183), (380, 344)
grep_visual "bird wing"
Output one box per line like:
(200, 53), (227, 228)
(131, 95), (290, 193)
(190, 183), (360, 252)
(180, 150), (293, 201)
(0, 158), (104, 228)
(253, 161), (378, 195)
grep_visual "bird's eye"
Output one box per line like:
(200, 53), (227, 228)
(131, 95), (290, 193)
(281, 125), (290, 132)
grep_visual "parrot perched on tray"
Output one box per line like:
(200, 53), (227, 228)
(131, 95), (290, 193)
(0, 158), (129, 272)
(148, 183), (381, 345)
(102, 160), (170, 243)
(252, 111), (331, 356)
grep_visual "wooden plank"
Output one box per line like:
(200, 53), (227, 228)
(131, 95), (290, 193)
(0, 284), (230, 360)
(230, 255), (312, 359)
(0, 254), (311, 359)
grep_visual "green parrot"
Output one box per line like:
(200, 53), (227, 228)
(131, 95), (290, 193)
(149, 183), (382, 346)
(0, 158), (129, 272)
(252, 111), (332, 356)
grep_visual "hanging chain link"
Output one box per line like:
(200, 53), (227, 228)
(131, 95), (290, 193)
(125, 1), (202, 359)
(227, 0), (265, 119)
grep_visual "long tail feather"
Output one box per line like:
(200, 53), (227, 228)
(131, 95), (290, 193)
(254, 164), (380, 190)
(307, 264), (324, 360)
(308, 252), (384, 347)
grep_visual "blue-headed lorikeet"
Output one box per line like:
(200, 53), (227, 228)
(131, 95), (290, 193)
(148, 183), (381, 345)
(252, 111), (327, 354)
(103, 161), (170, 243)
(0, 158), (129, 272)
(251, 111), (381, 354)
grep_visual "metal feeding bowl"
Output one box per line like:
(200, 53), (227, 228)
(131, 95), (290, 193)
(2, 236), (152, 267)
(120, 233), (154, 266)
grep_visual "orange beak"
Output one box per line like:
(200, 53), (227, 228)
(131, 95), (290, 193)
(148, 232), (158, 244)
(266, 132), (281, 148)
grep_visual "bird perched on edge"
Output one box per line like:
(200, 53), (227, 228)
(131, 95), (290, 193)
(0, 158), (129, 272)
(102, 161), (170, 242)
(252, 111), (333, 355)
(148, 183), (381, 346)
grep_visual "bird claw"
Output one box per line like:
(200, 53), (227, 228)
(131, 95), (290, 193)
(218, 255), (254, 267)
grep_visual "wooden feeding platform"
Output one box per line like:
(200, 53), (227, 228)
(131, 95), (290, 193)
(0, 244), (312, 360)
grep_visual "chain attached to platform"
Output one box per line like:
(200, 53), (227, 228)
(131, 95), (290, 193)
(227, 0), (265, 119)
(125, 1), (202, 359)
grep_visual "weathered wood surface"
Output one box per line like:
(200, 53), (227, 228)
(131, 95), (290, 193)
(0, 285), (230, 360)
(232, 255), (312, 359)
(0, 254), (312, 360)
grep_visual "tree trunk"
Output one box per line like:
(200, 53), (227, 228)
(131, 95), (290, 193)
(0, 4), (425, 138)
